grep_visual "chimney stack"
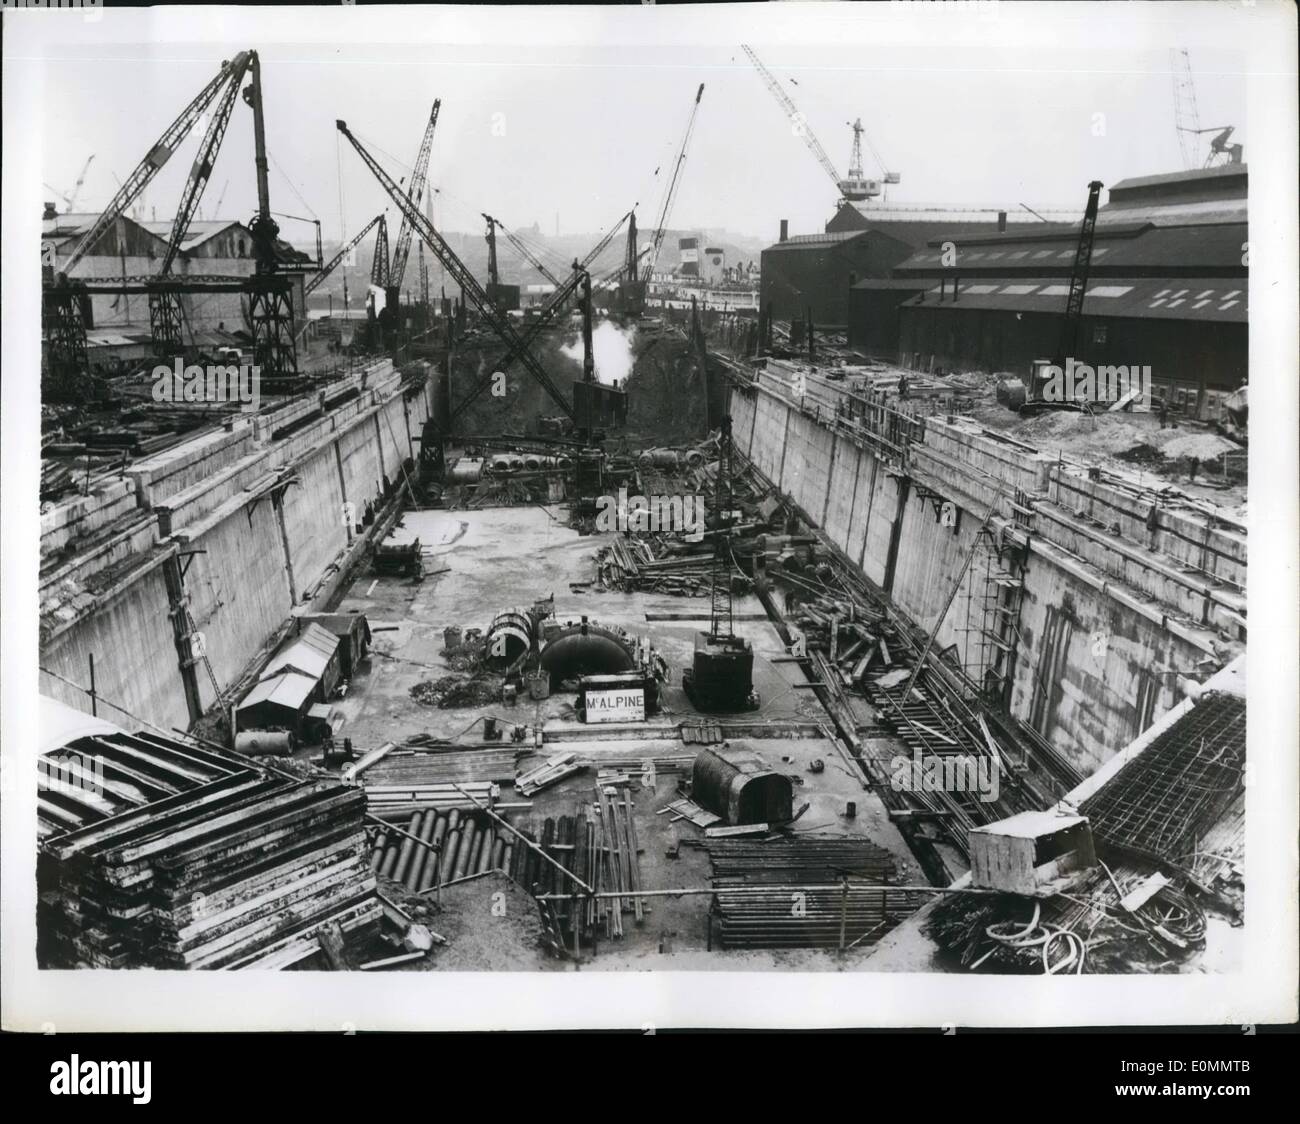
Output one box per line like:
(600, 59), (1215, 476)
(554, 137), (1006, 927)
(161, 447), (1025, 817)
(779, 219), (789, 243)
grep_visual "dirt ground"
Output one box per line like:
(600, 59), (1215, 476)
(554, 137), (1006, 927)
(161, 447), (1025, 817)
(967, 394), (1246, 511)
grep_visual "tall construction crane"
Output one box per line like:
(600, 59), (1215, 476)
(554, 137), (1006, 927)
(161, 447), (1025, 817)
(370, 215), (390, 290)
(304, 214), (384, 297)
(682, 415), (758, 713)
(742, 44), (897, 207)
(43, 52), (263, 398)
(149, 53), (255, 354)
(59, 54), (252, 277)
(1171, 49), (1243, 169)
(486, 210), (632, 315)
(627, 84), (705, 316)
(44, 154), (95, 213)
(241, 51), (300, 384)
(338, 117), (580, 430)
(389, 98), (441, 312)
(485, 213), (560, 287)
(1022, 181), (1103, 412)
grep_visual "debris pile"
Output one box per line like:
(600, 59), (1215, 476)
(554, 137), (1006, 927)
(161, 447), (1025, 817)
(409, 674), (502, 709)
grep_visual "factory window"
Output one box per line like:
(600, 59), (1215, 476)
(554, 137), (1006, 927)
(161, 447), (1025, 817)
(1092, 325), (1108, 344)
(238, 239), (247, 258)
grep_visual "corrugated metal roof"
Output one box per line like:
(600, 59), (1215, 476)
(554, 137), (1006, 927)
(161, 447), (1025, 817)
(238, 669), (317, 712)
(1109, 165), (1247, 194)
(768, 230), (870, 250)
(901, 277), (1247, 322)
(891, 221), (1247, 274)
(261, 622), (339, 682)
(141, 219), (246, 252)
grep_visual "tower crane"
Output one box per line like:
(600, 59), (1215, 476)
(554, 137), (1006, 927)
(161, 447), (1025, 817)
(742, 44), (897, 208)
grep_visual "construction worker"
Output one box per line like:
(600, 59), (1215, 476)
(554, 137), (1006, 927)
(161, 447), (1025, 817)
(897, 373), (909, 400)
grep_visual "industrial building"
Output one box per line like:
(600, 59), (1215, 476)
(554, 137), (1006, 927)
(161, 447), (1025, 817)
(762, 212), (1065, 328)
(842, 166), (1248, 413)
(41, 207), (312, 349)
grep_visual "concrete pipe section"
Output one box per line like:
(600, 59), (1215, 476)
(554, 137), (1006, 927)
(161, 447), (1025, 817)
(484, 608), (535, 668)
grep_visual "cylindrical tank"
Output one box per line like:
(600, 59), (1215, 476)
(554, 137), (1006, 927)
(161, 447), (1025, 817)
(234, 730), (295, 757)
(683, 448), (707, 468)
(447, 457), (483, 484)
(526, 670), (551, 700)
(637, 448), (680, 469)
(538, 617), (635, 688)
(484, 608), (534, 666)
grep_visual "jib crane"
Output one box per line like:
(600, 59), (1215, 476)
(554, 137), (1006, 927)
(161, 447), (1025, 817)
(43, 154), (95, 213)
(337, 115), (582, 432)
(1022, 180), (1103, 412)
(682, 415), (758, 713)
(631, 83), (705, 315)
(486, 210), (632, 314)
(304, 214), (385, 297)
(44, 51), (300, 397)
(742, 44), (898, 208)
(388, 99), (441, 312)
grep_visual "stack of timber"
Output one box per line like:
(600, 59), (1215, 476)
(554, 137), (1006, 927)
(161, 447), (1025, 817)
(362, 780), (500, 817)
(358, 743), (523, 787)
(370, 808), (514, 892)
(706, 835), (922, 950)
(39, 764), (379, 970)
(516, 752), (585, 796)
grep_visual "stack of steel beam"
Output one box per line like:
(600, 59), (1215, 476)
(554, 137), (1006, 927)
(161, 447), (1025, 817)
(707, 835), (922, 950)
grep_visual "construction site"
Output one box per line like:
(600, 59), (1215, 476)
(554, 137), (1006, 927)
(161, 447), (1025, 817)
(33, 41), (1249, 980)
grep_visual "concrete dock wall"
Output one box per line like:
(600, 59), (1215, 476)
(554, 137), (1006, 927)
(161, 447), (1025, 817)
(730, 371), (1241, 776)
(40, 360), (435, 730)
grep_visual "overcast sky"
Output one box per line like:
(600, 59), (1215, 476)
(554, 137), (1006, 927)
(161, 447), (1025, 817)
(17, 4), (1249, 246)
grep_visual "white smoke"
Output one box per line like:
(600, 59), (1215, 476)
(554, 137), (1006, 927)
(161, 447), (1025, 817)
(561, 320), (637, 387)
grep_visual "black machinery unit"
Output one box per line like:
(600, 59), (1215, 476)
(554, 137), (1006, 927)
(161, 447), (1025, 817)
(682, 632), (759, 713)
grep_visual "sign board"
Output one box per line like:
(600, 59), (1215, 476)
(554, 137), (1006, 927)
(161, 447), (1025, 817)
(584, 688), (646, 724)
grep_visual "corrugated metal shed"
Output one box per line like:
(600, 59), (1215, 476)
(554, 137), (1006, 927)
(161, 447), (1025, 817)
(262, 622), (341, 694)
(236, 669), (318, 734)
(900, 276), (1247, 323)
